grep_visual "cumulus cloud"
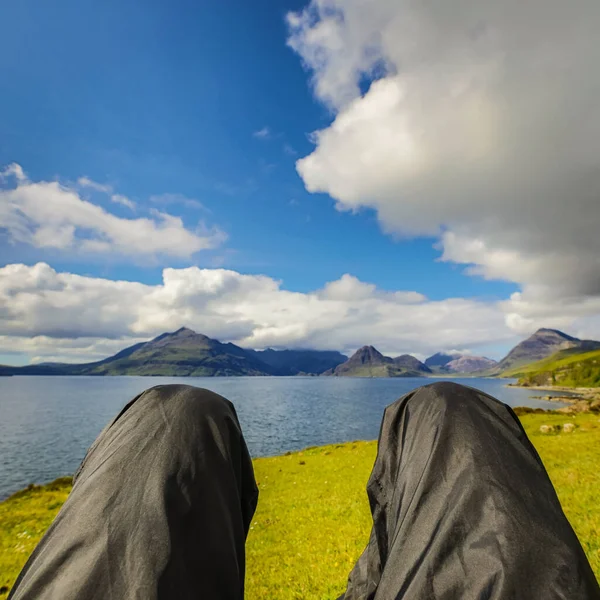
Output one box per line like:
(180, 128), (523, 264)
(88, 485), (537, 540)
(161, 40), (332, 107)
(288, 0), (600, 334)
(0, 164), (225, 258)
(0, 263), (519, 362)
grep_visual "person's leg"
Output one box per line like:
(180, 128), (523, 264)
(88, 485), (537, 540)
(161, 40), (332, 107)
(9, 385), (258, 600)
(340, 381), (600, 600)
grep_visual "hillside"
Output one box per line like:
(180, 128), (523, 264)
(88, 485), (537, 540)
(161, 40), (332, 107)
(507, 348), (600, 388)
(248, 348), (346, 375)
(323, 346), (428, 377)
(495, 328), (600, 373)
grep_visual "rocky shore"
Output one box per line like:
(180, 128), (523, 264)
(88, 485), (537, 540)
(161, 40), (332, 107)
(507, 383), (600, 413)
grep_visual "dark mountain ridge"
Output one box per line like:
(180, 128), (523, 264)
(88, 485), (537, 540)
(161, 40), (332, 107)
(248, 348), (346, 376)
(0, 328), (346, 377)
(392, 354), (433, 373)
(323, 346), (430, 377)
(424, 352), (462, 368)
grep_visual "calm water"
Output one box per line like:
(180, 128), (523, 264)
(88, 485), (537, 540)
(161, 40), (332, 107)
(0, 376), (568, 499)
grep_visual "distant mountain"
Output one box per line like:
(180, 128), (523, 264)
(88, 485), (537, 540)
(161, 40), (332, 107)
(323, 346), (429, 377)
(496, 328), (600, 373)
(444, 355), (497, 373)
(5, 326), (598, 380)
(84, 328), (276, 376)
(0, 329), (347, 377)
(424, 351), (496, 374)
(392, 354), (432, 374)
(249, 348), (347, 375)
(424, 352), (462, 369)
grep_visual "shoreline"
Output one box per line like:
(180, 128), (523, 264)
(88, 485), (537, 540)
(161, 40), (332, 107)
(0, 395), (594, 501)
(506, 383), (600, 412)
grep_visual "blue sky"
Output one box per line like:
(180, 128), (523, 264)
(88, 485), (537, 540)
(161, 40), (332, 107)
(1, 0), (598, 364)
(0, 0), (517, 296)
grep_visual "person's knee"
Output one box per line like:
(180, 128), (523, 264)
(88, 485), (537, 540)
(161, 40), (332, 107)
(424, 380), (477, 402)
(144, 384), (236, 423)
(399, 381), (485, 416)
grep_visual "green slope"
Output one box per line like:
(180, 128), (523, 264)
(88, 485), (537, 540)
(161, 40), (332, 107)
(506, 348), (600, 387)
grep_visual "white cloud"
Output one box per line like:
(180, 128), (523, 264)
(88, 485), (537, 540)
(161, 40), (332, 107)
(288, 0), (600, 336)
(1, 163), (26, 182)
(253, 127), (272, 139)
(77, 176), (112, 194)
(0, 164), (225, 258)
(0, 335), (148, 364)
(110, 194), (136, 210)
(0, 262), (519, 362)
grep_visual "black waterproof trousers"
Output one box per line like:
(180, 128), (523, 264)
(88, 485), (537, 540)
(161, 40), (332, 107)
(8, 382), (600, 599)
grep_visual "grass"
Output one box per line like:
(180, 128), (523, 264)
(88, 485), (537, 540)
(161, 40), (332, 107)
(1, 414), (600, 598)
(504, 348), (600, 387)
(0, 478), (72, 596)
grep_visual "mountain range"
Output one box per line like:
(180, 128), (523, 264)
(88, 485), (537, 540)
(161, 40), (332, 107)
(323, 346), (498, 378)
(1, 326), (599, 381)
(0, 328), (347, 377)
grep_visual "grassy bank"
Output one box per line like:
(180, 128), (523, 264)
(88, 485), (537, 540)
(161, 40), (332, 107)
(2, 412), (600, 598)
(505, 348), (600, 387)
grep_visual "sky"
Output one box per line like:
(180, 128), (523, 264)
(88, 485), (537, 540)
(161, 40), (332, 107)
(1, 0), (600, 365)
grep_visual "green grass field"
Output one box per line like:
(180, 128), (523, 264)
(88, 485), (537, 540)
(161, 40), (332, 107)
(1, 412), (599, 598)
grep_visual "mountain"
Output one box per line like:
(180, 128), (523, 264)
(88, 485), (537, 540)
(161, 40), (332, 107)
(4, 326), (598, 379)
(444, 355), (497, 373)
(496, 328), (600, 373)
(0, 329), (348, 377)
(424, 351), (496, 374)
(323, 346), (429, 377)
(84, 328), (276, 376)
(424, 352), (461, 369)
(248, 348), (347, 375)
(392, 354), (432, 374)
(0, 329), (275, 377)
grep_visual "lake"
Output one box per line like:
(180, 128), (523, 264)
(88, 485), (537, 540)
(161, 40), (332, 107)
(0, 375), (568, 499)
